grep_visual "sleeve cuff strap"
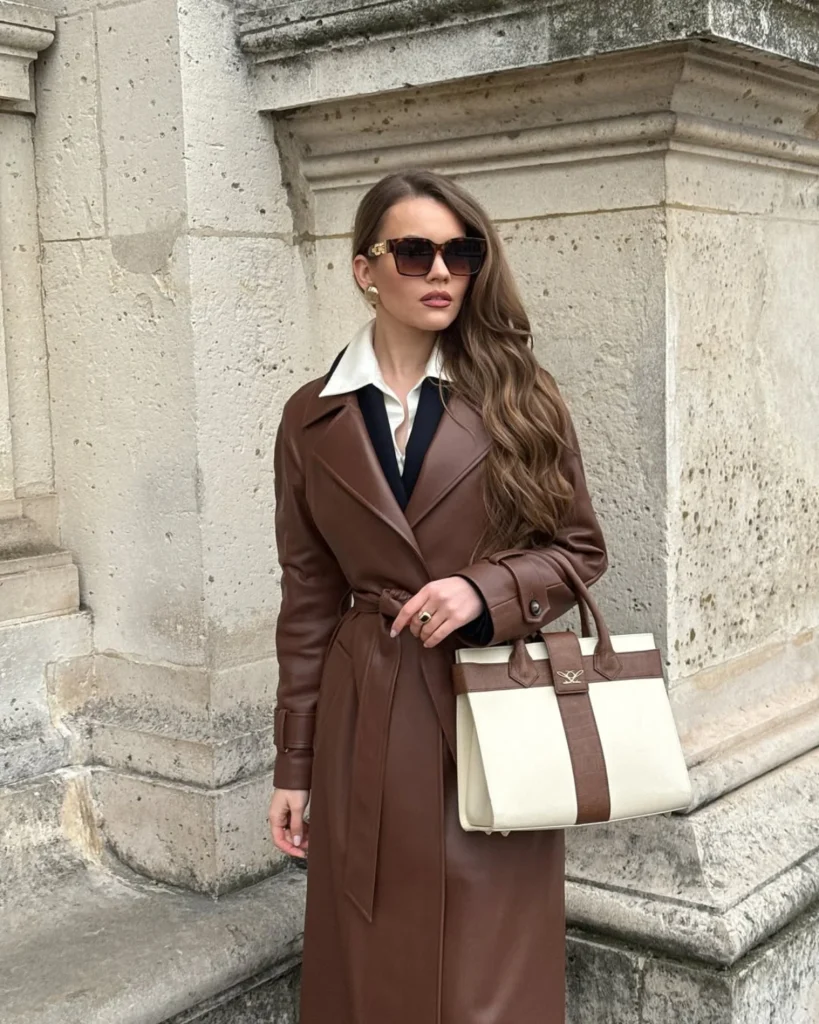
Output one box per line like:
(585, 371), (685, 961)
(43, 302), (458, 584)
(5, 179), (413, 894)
(274, 707), (315, 753)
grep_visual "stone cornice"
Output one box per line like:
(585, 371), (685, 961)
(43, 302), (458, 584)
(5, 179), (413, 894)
(234, 0), (819, 111)
(0, 1), (56, 106)
(236, 0), (517, 59)
(275, 45), (819, 193)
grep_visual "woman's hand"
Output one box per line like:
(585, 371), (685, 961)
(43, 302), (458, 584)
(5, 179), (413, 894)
(390, 576), (484, 648)
(269, 787), (310, 858)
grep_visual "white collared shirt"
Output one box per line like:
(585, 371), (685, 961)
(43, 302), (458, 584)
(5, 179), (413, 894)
(318, 319), (450, 473)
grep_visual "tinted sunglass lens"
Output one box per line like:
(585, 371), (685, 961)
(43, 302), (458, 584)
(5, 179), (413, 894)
(394, 239), (434, 275)
(444, 239), (485, 275)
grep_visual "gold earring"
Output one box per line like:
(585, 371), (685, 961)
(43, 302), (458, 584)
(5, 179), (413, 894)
(365, 284), (379, 305)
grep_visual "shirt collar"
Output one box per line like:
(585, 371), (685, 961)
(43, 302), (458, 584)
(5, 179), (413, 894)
(318, 318), (450, 397)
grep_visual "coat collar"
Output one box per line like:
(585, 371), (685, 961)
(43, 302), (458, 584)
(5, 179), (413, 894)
(317, 317), (450, 398)
(300, 323), (491, 567)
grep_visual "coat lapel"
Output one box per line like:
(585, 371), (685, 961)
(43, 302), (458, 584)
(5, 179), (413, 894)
(303, 388), (425, 563)
(403, 389), (492, 528)
(301, 371), (492, 561)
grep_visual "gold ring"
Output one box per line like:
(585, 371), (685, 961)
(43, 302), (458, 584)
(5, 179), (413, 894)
(418, 610), (432, 624)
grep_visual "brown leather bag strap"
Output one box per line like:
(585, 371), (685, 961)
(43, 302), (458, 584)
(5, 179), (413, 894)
(542, 548), (622, 680)
(542, 629), (612, 823)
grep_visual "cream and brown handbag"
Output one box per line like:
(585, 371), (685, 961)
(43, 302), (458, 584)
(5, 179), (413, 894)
(452, 549), (692, 834)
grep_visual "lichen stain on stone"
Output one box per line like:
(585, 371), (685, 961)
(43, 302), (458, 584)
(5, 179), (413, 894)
(61, 773), (104, 863)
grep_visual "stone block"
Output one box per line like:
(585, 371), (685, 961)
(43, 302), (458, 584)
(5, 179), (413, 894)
(566, 746), (819, 964)
(96, 0), (186, 238)
(0, 555), (79, 624)
(0, 857), (306, 1024)
(92, 764), (285, 894)
(186, 234), (314, 670)
(566, 899), (819, 1023)
(177, 0), (292, 236)
(0, 768), (100, 907)
(0, 2), (54, 105)
(33, 10), (105, 241)
(236, 0), (819, 111)
(0, 611), (91, 784)
(666, 207), (819, 672)
(41, 237), (205, 663)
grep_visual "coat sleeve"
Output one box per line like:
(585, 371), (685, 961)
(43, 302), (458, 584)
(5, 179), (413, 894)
(452, 404), (608, 646)
(272, 398), (350, 791)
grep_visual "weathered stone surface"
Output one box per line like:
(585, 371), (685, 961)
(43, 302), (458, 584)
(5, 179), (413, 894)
(91, 764), (286, 895)
(178, 0), (292, 238)
(0, 111), (54, 493)
(667, 207), (819, 675)
(235, 0), (819, 110)
(0, 612), (91, 785)
(164, 964), (301, 1024)
(567, 898), (819, 1023)
(0, 859), (306, 1024)
(33, 10), (105, 240)
(0, 769), (96, 907)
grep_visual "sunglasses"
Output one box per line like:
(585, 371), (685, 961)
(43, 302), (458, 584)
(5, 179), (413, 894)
(366, 236), (487, 277)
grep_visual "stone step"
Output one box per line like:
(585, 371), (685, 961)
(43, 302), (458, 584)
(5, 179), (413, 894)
(0, 548), (72, 576)
(0, 854), (305, 1024)
(0, 514), (52, 557)
(0, 557), (80, 624)
(0, 766), (304, 1023)
(80, 707), (276, 788)
(0, 769), (93, 905)
(0, 610), (92, 786)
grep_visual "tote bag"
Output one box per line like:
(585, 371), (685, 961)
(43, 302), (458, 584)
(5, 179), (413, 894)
(452, 549), (692, 834)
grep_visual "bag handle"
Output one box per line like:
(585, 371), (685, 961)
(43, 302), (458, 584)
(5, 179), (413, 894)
(537, 547), (622, 679)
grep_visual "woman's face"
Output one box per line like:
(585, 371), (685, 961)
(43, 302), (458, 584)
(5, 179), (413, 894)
(354, 196), (472, 332)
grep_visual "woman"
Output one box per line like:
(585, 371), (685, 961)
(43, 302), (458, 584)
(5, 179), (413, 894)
(268, 169), (607, 1024)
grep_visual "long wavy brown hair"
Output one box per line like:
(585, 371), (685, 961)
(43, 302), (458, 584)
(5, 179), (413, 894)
(351, 169), (577, 561)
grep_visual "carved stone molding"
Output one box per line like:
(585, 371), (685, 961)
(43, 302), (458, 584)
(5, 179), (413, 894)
(269, 43), (819, 231)
(233, 0), (819, 111)
(0, 1), (55, 108)
(236, 0), (515, 59)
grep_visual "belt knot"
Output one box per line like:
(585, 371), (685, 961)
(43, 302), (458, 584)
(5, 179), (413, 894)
(352, 587), (413, 619)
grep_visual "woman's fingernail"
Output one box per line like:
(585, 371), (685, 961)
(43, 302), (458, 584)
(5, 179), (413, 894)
(389, 628), (397, 638)
(293, 835), (301, 846)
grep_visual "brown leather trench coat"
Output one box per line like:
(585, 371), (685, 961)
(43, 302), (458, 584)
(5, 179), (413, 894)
(272, 368), (608, 1024)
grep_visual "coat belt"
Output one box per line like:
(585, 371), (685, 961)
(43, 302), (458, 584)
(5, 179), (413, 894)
(342, 586), (427, 923)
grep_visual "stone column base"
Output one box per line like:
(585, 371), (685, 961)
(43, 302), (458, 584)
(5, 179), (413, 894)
(567, 900), (819, 1024)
